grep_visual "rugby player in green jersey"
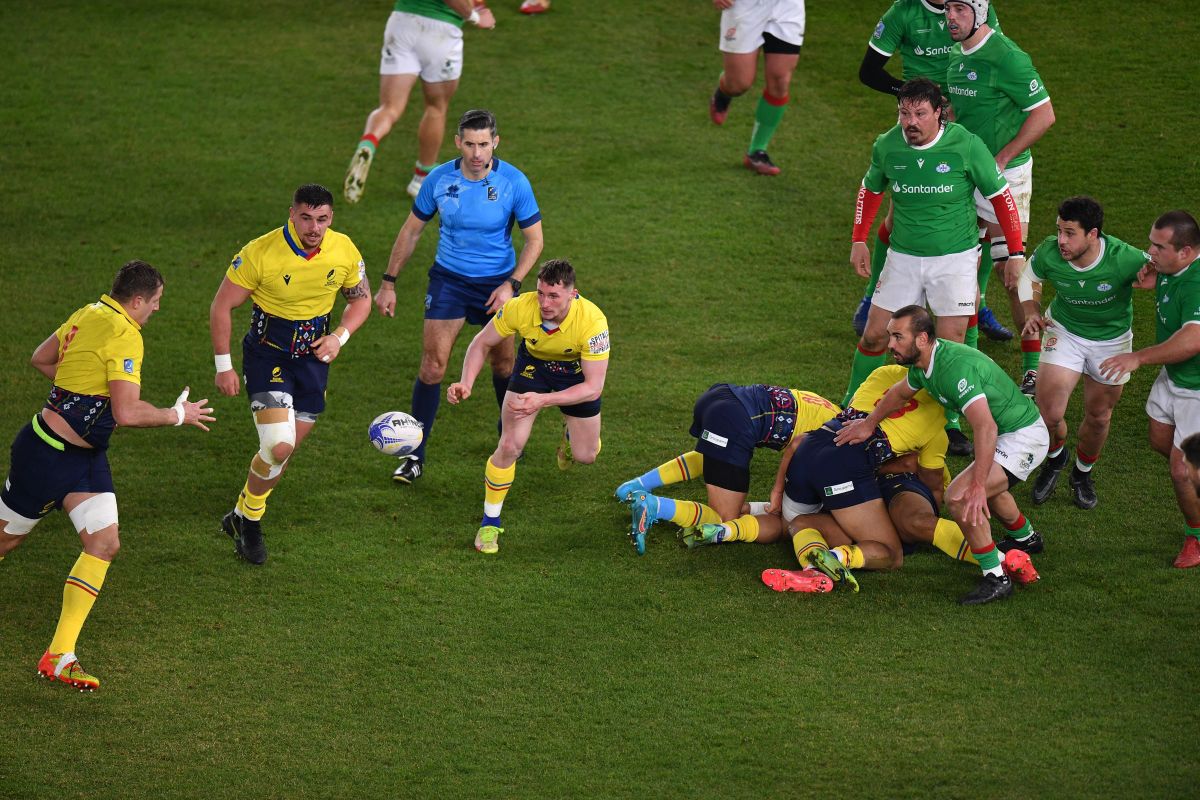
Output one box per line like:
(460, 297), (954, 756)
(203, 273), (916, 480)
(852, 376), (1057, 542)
(838, 305), (1049, 605)
(1016, 197), (1151, 510)
(1100, 211), (1200, 569)
(846, 77), (1025, 457)
(945, 0), (1056, 395)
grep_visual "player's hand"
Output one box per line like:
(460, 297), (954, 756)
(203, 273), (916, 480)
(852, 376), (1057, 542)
(485, 281), (514, 315)
(850, 241), (871, 279)
(833, 418), (873, 446)
(1004, 254), (1026, 290)
(960, 481), (991, 527)
(766, 484), (784, 515)
(447, 382), (471, 404)
(474, 6), (496, 27)
(1021, 311), (1047, 338)
(311, 335), (341, 364)
(182, 393), (216, 432)
(215, 369), (240, 397)
(994, 153), (1012, 172)
(1135, 264), (1156, 289)
(1099, 352), (1140, 382)
(506, 392), (543, 417)
(374, 283), (397, 317)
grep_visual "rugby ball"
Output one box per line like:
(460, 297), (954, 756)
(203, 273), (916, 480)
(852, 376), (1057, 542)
(369, 411), (423, 457)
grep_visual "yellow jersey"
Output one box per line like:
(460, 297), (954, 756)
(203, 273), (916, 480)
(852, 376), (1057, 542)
(851, 365), (948, 470)
(493, 291), (610, 363)
(44, 294), (143, 447)
(226, 221), (365, 320)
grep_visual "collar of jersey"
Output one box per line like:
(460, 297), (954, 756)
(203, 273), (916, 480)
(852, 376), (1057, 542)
(960, 28), (995, 56)
(283, 221), (321, 260)
(98, 293), (141, 331)
(924, 339), (943, 378)
(919, 0), (945, 15)
(1069, 237), (1107, 273)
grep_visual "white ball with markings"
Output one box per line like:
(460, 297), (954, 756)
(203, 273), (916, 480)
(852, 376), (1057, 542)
(369, 411), (423, 457)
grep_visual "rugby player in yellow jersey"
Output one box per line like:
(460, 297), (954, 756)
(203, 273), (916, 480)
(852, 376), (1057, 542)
(447, 259), (609, 554)
(0, 261), (214, 690)
(209, 184), (372, 565)
(614, 385), (840, 555)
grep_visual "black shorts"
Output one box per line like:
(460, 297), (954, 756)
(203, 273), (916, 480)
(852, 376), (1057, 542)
(2, 416), (114, 520)
(425, 263), (507, 326)
(508, 345), (600, 418)
(689, 384), (756, 471)
(879, 471), (938, 517)
(242, 341), (330, 420)
(784, 427), (881, 511)
(763, 31), (802, 55)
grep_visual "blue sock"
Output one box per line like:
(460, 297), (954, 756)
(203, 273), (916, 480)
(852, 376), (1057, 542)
(482, 514), (501, 527)
(411, 378), (441, 462)
(655, 496), (676, 519)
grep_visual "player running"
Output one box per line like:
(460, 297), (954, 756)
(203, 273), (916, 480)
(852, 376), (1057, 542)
(1, 261), (214, 691)
(447, 259), (609, 554)
(1018, 196), (1151, 510)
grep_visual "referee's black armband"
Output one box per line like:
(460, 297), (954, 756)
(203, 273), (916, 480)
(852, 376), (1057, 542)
(859, 47), (903, 96)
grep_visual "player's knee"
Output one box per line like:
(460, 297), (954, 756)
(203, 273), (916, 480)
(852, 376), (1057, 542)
(572, 443), (599, 465)
(255, 410), (296, 479)
(418, 358), (448, 384)
(1084, 406), (1114, 427)
(83, 527), (120, 561)
(0, 532), (24, 555)
(1169, 455), (1193, 487)
(860, 324), (888, 351)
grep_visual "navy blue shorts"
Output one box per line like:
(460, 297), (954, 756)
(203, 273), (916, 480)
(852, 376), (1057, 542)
(424, 263), (507, 326)
(879, 471), (938, 516)
(2, 416), (114, 520)
(784, 427), (881, 511)
(508, 345), (600, 418)
(689, 384), (756, 470)
(242, 340), (330, 420)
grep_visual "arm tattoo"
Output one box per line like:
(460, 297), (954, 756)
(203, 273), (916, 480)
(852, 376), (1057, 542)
(342, 280), (370, 301)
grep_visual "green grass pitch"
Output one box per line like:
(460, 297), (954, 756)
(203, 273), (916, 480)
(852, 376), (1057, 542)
(1, 1), (1197, 797)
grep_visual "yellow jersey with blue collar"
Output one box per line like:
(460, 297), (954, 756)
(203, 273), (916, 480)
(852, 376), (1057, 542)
(226, 221), (365, 320)
(851, 365), (948, 470)
(493, 291), (610, 363)
(43, 294), (144, 448)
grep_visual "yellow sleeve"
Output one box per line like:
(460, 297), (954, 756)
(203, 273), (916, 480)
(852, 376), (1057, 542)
(492, 295), (522, 338)
(581, 312), (610, 361)
(104, 329), (144, 386)
(225, 247), (258, 291)
(916, 428), (948, 471)
(342, 243), (366, 289)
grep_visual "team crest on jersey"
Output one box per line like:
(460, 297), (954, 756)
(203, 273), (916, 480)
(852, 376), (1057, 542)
(487, 186), (498, 202)
(1098, 283), (1113, 292)
(936, 162), (950, 173)
(324, 269), (338, 287)
(724, 26), (737, 41)
(967, 71), (978, 81)
(873, 21), (885, 39)
(231, 256), (243, 270)
(123, 358), (134, 374)
(588, 330), (610, 355)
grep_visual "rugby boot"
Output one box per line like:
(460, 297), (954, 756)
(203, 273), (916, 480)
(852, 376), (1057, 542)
(629, 492), (662, 555)
(343, 144), (374, 204)
(709, 87), (731, 125)
(806, 548), (860, 593)
(997, 530), (1044, 555)
(946, 428), (974, 457)
(743, 150), (781, 176)
(1068, 468), (1098, 510)
(475, 525), (502, 555)
(682, 522), (725, 550)
(958, 573), (1013, 605)
(1020, 369), (1038, 397)
(761, 568), (834, 594)
(223, 510), (267, 565)
(1173, 536), (1200, 569)
(1030, 449), (1068, 504)
(393, 456), (423, 485)
(852, 296), (871, 337)
(977, 306), (1014, 341)
(555, 422), (573, 471)
(406, 168), (428, 199)
(614, 477), (647, 503)
(1002, 549), (1040, 585)
(37, 650), (99, 691)
(519, 0), (550, 14)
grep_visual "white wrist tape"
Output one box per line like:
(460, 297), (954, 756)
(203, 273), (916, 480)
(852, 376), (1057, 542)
(172, 388), (189, 426)
(336, 328), (350, 346)
(215, 353), (233, 373)
(468, 9), (481, 24)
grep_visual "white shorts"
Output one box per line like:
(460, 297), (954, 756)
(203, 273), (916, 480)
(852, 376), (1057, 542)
(719, 0), (806, 53)
(1041, 321), (1133, 386)
(380, 12), (464, 83)
(1146, 368), (1200, 448)
(975, 158), (1033, 226)
(781, 494), (822, 522)
(873, 246), (980, 317)
(993, 418), (1050, 482)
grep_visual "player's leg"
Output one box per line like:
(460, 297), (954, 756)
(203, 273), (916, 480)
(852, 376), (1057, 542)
(406, 78), (458, 198)
(1030, 361), (1082, 503)
(1068, 376), (1122, 509)
(742, 42), (799, 175)
(845, 303), (892, 406)
(1145, 373), (1200, 565)
(406, 316), (466, 476)
(1168, 442), (1200, 568)
(476, 393), (541, 554)
(486, 327), (517, 417)
(927, 247), (980, 455)
(0, 418), (80, 560)
(709, 2), (761, 125)
(854, 207), (894, 336)
(615, 451), (704, 502)
(846, 249), (923, 405)
(975, 236), (1014, 343)
(944, 460), (1016, 603)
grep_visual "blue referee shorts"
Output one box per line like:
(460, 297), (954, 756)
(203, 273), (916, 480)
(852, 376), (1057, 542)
(424, 263), (508, 326)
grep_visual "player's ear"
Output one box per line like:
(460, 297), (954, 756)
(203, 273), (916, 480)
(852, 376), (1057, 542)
(493, 136), (500, 150)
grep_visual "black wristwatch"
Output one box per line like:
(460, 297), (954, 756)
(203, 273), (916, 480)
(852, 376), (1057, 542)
(507, 277), (522, 293)
(381, 273), (397, 284)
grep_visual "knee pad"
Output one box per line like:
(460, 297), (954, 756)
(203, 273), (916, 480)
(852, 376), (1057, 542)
(0, 494), (40, 535)
(68, 493), (119, 535)
(255, 409), (296, 479)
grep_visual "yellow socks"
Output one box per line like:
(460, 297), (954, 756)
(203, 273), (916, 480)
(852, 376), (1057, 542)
(667, 500), (723, 528)
(235, 482), (272, 521)
(933, 518), (977, 563)
(792, 528), (828, 565)
(484, 457), (516, 517)
(831, 544), (865, 569)
(717, 514), (760, 542)
(49, 552), (109, 654)
(656, 451), (704, 486)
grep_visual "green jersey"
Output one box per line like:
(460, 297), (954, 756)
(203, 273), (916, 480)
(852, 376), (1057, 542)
(863, 122), (1007, 257)
(1030, 234), (1149, 341)
(1156, 258), (1200, 390)
(869, 0), (1000, 90)
(393, 0), (464, 27)
(907, 339), (1041, 434)
(946, 30), (1050, 169)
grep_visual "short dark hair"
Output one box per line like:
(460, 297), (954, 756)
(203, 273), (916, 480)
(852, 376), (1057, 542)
(293, 183), (334, 210)
(892, 305), (936, 339)
(537, 259), (576, 288)
(110, 260), (163, 302)
(897, 78), (946, 123)
(458, 108), (497, 137)
(1154, 210), (1200, 250)
(1058, 196), (1104, 236)
(1182, 433), (1200, 469)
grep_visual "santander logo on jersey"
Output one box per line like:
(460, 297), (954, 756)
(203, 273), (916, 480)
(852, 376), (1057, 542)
(892, 181), (953, 195)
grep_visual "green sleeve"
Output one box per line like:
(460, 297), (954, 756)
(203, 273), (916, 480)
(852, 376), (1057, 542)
(869, 2), (905, 56)
(965, 133), (1005, 197)
(863, 136), (888, 193)
(1029, 237), (1056, 280)
(998, 48), (1050, 111)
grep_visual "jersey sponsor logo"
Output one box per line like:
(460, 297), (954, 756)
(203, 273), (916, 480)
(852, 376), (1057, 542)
(873, 21), (885, 39)
(588, 330), (610, 355)
(917, 158), (925, 169)
(283, 274), (292, 285)
(232, 256), (243, 270)
(913, 44), (953, 56)
(123, 358), (134, 374)
(1098, 282), (1113, 292)
(948, 85), (978, 97)
(701, 430), (729, 448)
(1029, 79), (1040, 92)
(892, 181), (953, 195)
(824, 481), (854, 497)
(956, 379), (975, 396)
(936, 162), (951, 173)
